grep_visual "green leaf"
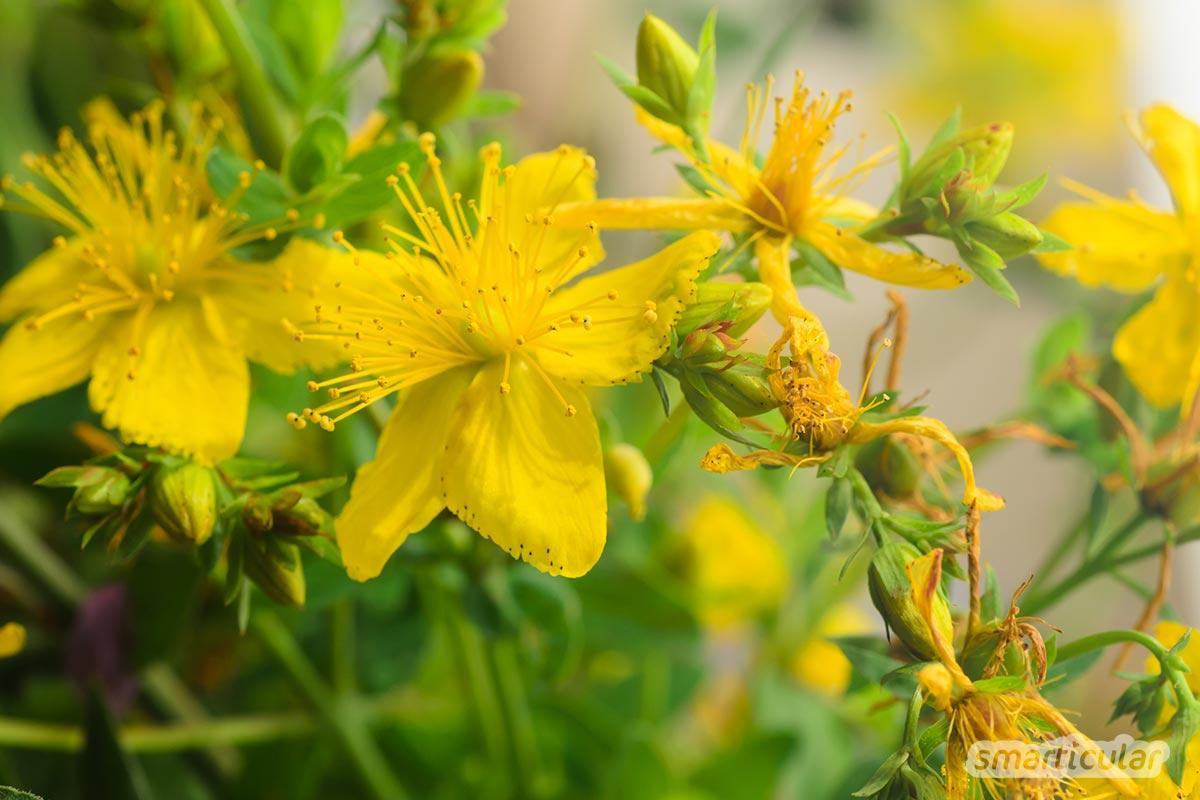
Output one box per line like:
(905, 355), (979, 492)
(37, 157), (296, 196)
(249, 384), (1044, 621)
(792, 239), (848, 297)
(825, 477), (853, 541)
(888, 113), (912, 185)
(285, 113), (348, 193)
(853, 748), (909, 796)
(617, 83), (678, 126)
(995, 173), (1048, 211)
(973, 675), (1027, 694)
(207, 149), (294, 227)
(0, 788), (44, 800)
(268, 0), (343, 83)
(690, 732), (795, 800)
(79, 691), (151, 800)
(650, 367), (671, 417)
(956, 236), (1019, 305)
(1034, 228), (1072, 253)
(927, 107), (963, 151)
(319, 139), (423, 229)
(685, 9), (718, 125)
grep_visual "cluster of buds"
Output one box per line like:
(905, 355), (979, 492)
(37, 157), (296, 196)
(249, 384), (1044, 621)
(599, 12), (717, 150)
(37, 449), (344, 613)
(865, 113), (1062, 303)
(657, 281), (775, 442)
(390, 0), (502, 128)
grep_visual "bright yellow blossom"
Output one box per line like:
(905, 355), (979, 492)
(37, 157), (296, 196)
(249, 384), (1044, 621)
(700, 310), (1004, 511)
(0, 622), (25, 658)
(294, 136), (718, 580)
(1039, 105), (1200, 411)
(679, 496), (789, 629)
(556, 72), (971, 324)
(0, 100), (338, 461)
(789, 604), (872, 696)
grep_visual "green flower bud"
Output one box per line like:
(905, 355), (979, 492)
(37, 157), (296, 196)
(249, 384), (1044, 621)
(680, 329), (730, 364)
(855, 436), (922, 498)
(245, 536), (306, 607)
(400, 50), (484, 128)
(908, 122), (1013, 199)
(636, 14), (699, 118)
(964, 211), (1043, 259)
(603, 443), (653, 521)
(72, 468), (132, 516)
(151, 463), (217, 545)
(867, 542), (954, 660)
(702, 367), (776, 418)
(677, 281), (772, 338)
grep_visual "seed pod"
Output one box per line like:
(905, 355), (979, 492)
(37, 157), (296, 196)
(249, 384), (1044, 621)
(244, 536), (306, 607)
(965, 212), (1043, 259)
(603, 443), (653, 521)
(150, 462), (217, 545)
(636, 13), (699, 118)
(868, 541), (955, 661)
(702, 367), (777, 418)
(855, 436), (922, 499)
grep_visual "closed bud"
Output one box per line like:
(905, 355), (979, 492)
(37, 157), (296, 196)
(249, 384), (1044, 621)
(73, 468), (131, 516)
(908, 121), (1013, 199)
(151, 463), (217, 545)
(681, 329), (729, 364)
(965, 211), (1043, 259)
(636, 14), (699, 118)
(855, 436), (922, 498)
(603, 443), (653, 521)
(677, 281), (771, 338)
(867, 541), (955, 661)
(400, 50), (483, 128)
(245, 536), (306, 607)
(702, 367), (776, 417)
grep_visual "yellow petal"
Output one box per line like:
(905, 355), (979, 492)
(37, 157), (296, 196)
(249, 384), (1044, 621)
(336, 367), (475, 581)
(505, 146), (604, 281)
(754, 235), (826, 327)
(0, 241), (91, 322)
(633, 105), (760, 199)
(1113, 270), (1200, 409)
(441, 358), (606, 577)
(89, 300), (249, 462)
(1141, 103), (1200, 216)
(211, 238), (346, 373)
(531, 230), (717, 385)
(0, 314), (109, 419)
(553, 197), (749, 232)
(0, 622), (26, 658)
(807, 224), (972, 289)
(1038, 199), (1186, 292)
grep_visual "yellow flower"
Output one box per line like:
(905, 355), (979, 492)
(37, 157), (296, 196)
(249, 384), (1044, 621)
(679, 496), (788, 629)
(0, 622), (25, 658)
(556, 72), (970, 324)
(1039, 104), (1200, 410)
(1128, 621), (1200, 798)
(789, 604), (872, 696)
(888, 0), (1123, 162)
(295, 136), (718, 580)
(0, 100), (338, 461)
(700, 311), (1004, 511)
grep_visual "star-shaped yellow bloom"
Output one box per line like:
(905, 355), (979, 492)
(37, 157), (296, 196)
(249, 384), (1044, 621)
(293, 136), (718, 580)
(556, 72), (971, 324)
(0, 100), (340, 461)
(1039, 104), (1200, 411)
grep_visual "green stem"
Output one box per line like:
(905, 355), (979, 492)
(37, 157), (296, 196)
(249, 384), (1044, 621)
(1105, 524), (1200, 573)
(331, 600), (357, 696)
(251, 612), (406, 800)
(0, 712), (314, 753)
(1023, 512), (1148, 616)
(1055, 630), (1200, 712)
(490, 638), (543, 796)
(195, 0), (289, 167)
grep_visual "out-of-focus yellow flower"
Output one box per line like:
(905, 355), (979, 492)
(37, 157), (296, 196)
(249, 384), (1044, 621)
(0, 100), (340, 461)
(555, 72), (970, 325)
(700, 312), (1004, 511)
(0, 622), (25, 658)
(296, 136), (718, 580)
(890, 0), (1123, 161)
(679, 496), (788, 629)
(789, 604), (872, 696)
(1039, 105), (1200, 411)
